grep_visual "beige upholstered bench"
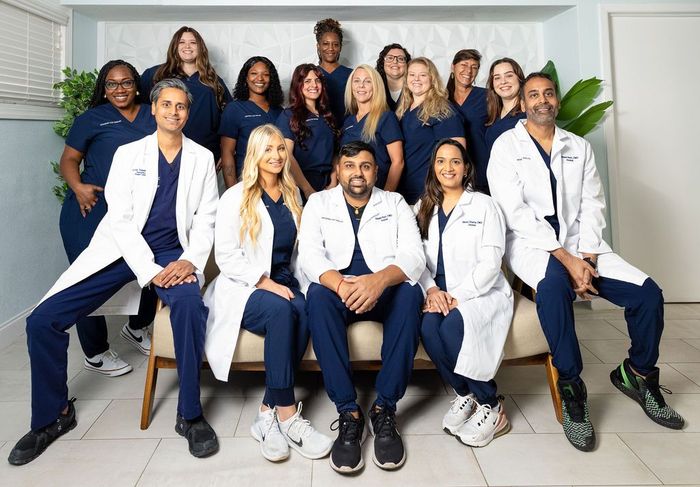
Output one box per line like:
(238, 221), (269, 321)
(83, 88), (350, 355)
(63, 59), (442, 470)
(140, 260), (562, 429)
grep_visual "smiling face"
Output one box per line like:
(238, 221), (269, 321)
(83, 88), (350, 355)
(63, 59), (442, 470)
(351, 68), (374, 104)
(492, 62), (521, 101)
(257, 133), (287, 178)
(246, 61), (271, 97)
(433, 143), (467, 191)
(302, 70), (322, 102)
(383, 48), (408, 81)
(407, 62), (432, 98)
(104, 65), (137, 110)
(338, 150), (377, 200)
(152, 87), (189, 134)
(522, 76), (559, 126)
(317, 32), (341, 64)
(451, 58), (480, 88)
(177, 31), (199, 64)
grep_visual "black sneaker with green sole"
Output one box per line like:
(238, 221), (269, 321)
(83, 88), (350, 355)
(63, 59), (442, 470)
(558, 379), (596, 452)
(610, 359), (684, 430)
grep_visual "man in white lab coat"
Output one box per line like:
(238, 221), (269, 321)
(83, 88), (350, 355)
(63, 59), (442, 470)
(487, 73), (684, 452)
(299, 141), (425, 473)
(8, 79), (219, 466)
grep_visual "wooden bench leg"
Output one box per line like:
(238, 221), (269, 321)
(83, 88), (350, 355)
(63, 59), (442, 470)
(140, 351), (159, 430)
(544, 353), (563, 424)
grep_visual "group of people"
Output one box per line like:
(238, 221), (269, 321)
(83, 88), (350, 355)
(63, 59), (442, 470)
(8, 19), (684, 475)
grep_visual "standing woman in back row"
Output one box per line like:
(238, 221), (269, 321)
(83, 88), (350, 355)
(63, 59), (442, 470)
(140, 26), (232, 161)
(375, 43), (411, 112)
(396, 57), (465, 205)
(314, 18), (353, 127)
(484, 58), (526, 155)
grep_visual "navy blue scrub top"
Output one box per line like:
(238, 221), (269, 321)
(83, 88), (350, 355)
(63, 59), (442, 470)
(399, 107), (464, 204)
(340, 111), (403, 189)
(339, 202), (372, 276)
(529, 136), (560, 239)
(219, 100), (283, 177)
(261, 191), (299, 289)
(140, 66), (232, 160)
(485, 111), (527, 154)
(453, 87), (489, 192)
(434, 207), (452, 291)
(276, 108), (335, 190)
(320, 64), (352, 127)
(142, 149), (183, 254)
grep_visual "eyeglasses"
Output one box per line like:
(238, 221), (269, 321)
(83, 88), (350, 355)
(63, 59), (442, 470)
(384, 55), (407, 64)
(105, 79), (135, 90)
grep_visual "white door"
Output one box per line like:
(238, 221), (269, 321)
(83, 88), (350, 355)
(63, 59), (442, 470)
(604, 8), (700, 302)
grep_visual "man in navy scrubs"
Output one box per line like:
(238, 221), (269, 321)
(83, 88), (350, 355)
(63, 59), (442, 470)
(8, 78), (220, 465)
(299, 141), (425, 473)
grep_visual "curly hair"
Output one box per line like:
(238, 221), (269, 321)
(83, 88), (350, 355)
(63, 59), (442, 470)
(287, 63), (337, 150)
(89, 60), (142, 109)
(232, 56), (284, 108)
(375, 43), (411, 81)
(153, 26), (228, 109)
(314, 18), (343, 46)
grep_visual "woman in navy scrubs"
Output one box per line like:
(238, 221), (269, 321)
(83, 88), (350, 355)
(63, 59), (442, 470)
(341, 64), (404, 191)
(314, 18), (352, 127)
(484, 58), (526, 155)
(140, 26), (231, 161)
(276, 64), (337, 199)
(396, 57), (465, 205)
(59, 60), (157, 376)
(448, 49), (489, 193)
(220, 56), (284, 187)
(375, 43), (411, 112)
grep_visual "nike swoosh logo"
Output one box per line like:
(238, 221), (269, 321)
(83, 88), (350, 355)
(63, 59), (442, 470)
(86, 360), (104, 367)
(288, 435), (303, 448)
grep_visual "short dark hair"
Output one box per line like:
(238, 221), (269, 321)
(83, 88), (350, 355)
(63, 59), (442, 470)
(520, 72), (558, 100)
(150, 78), (193, 107)
(338, 140), (376, 160)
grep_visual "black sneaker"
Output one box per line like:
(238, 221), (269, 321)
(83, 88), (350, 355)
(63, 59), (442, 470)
(368, 405), (406, 470)
(175, 414), (219, 458)
(610, 358), (685, 430)
(558, 379), (596, 452)
(329, 408), (365, 474)
(8, 398), (77, 466)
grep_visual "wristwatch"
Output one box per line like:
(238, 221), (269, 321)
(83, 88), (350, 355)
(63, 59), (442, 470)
(583, 257), (597, 270)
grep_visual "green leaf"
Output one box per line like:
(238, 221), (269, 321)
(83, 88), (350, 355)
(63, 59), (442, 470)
(557, 77), (603, 121)
(561, 100), (613, 136)
(540, 60), (561, 99)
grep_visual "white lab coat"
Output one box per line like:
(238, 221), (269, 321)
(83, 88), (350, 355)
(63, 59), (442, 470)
(487, 120), (648, 288)
(416, 191), (513, 381)
(39, 132), (218, 315)
(298, 185), (425, 285)
(203, 183), (306, 381)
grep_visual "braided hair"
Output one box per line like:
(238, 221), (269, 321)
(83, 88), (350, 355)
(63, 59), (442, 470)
(89, 60), (142, 109)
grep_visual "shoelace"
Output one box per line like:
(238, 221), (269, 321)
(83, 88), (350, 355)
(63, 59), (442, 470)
(449, 394), (474, 414)
(104, 349), (120, 361)
(372, 410), (398, 439)
(330, 414), (362, 442)
(562, 392), (586, 422)
(647, 381), (672, 407)
(261, 409), (283, 439)
(287, 415), (313, 439)
(472, 403), (496, 427)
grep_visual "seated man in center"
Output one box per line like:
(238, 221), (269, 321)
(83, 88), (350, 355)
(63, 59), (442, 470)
(299, 141), (425, 474)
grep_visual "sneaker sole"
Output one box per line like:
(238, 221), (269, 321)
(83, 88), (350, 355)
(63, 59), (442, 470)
(330, 455), (364, 474)
(250, 425), (289, 462)
(610, 370), (684, 430)
(456, 419), (511, 448)
(120, 327), (150, 356)
(372, 449), (406, 470)
(442, 422), (465, 436)
(83, 362), (132, 377)
(286, 438), (333, 460)
(8, 418), (77, 466)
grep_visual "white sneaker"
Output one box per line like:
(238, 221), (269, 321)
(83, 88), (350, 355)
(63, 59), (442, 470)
(278, 402), (333, 459)
(455, 398), (510, 447)
(250, 406), (290, 462)
(120, 323), (151, 356)
(83, 349), (132, 377)
(442, 393), (476, 435)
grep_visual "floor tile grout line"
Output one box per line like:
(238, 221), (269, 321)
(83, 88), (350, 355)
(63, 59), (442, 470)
(507, 394), (537, 434)
(614, 432), (665, 485)
(578, 341), (607, 364)
(680, 338), (700, 352)
(466, 444), (490, 487)
(666, 363), (700, 388)
(134, 437), (161, 487)
(79, 398), (114, 440)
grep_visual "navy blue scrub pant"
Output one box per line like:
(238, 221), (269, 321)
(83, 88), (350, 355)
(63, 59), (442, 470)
(26, 249), (207, 430)
(535, 255), (664, 382)
(241, 288), (310, 408)
(421, 310), (498, 406)
(306, 281), (423, 413)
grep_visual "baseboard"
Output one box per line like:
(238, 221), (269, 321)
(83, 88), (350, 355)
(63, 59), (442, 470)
(0, 305), (33, 345)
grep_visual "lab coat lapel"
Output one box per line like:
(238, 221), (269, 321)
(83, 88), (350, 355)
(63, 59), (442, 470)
(358, 187), (382, 232)
(176, 135), (196, 245)
(443, 190), (473, 233)
(142, 133), (160, 221)
(330, 185), (352, 228)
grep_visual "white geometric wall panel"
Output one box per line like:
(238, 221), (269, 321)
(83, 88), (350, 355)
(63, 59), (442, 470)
(103, 21), (542, 96)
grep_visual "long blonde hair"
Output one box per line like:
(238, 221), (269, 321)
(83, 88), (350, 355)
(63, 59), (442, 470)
(239, 124), (303, 245)
(343, 64), (389, 143)
(396, 57), (453, 124)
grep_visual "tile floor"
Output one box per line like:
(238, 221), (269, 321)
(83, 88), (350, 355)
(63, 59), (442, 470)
(1, 303), (699, 486)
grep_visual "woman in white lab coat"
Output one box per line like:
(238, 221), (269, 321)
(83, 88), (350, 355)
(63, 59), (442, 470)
(415, 138), (513, 448)
(203, 124), (332, 462)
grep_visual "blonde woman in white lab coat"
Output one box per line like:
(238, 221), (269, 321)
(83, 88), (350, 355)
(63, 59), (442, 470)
(415, 138), (513, 448)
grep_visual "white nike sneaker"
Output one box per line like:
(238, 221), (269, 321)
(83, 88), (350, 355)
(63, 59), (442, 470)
(250, 406), (290, 462)
(83, 349), (132, 377)
(455, 398), (510, 447)
(442, 393), (476, 435)
(278, 402), (333, 459)
(120, 323), (151, 356)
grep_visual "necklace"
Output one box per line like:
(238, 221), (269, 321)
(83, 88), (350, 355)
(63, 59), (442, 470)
(351, 204), (366, 220)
